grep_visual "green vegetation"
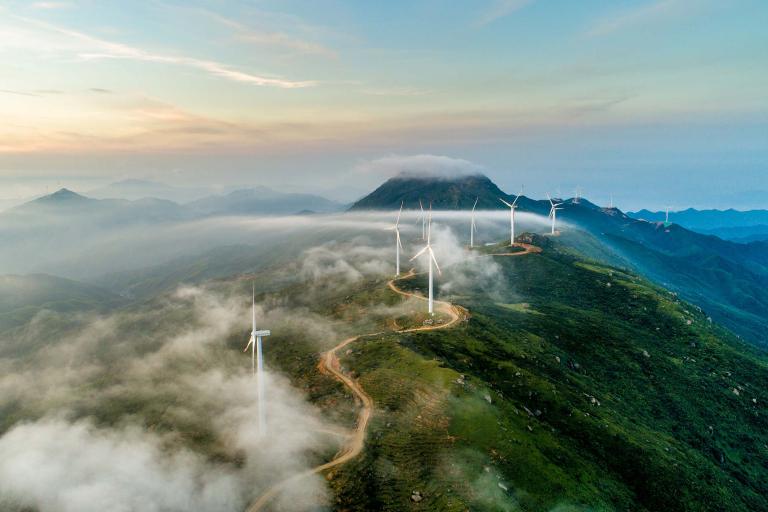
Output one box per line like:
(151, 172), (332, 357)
(322, 235), (768, 511)
(3, 231), (767, 511)
(0, 274), (123, 334)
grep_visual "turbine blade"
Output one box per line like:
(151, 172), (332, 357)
(395, 201), (403, 226)
(499, 197), (513, 208)
(512, 188), (522, 207)
(429, 247), (442, 275)
(410, 245), (429, 261)
(472, 197), (479, 211)
(397, 230), (403, 249)
(244, 337), (254, 352)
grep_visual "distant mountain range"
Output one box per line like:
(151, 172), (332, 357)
(86, 179), (214, 203)
(7, 186), (344, 220)
(353, 173), (768, 347)
(5, 174), (768, 346)
(186, 187), (343, 215)
(629, 208), (768, 242)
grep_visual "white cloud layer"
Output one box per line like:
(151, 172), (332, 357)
(354, 154), (482, 179)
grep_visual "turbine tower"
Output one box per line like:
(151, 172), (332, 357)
(547, 193), (563, 235)
(419, 199), (426, 240)
(470, 197), (479, 248)
(411, 205), (441, 315)
(389, 201), (404, 275)
(244, 285), (271, 435)
(499, 188), (522, 246)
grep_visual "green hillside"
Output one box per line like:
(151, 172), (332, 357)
(315, 235), (768, 511)
(0, 274), (123, 334)
(2, 230), (767, 512)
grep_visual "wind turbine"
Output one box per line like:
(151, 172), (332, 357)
(665, 206), (670, 225)
(499, 188), (522, 246)
(389, 201), (404, 275)
(411, 205), (441, 315)
(244, 284), (271, 435)
(547, 193), (563, 235)
(469, 197), (479, 248)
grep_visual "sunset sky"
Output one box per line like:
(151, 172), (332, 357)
(1, 0), (766, 208)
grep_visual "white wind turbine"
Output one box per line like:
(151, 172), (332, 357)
(411, 205), (441, 315)
(469, 197), (479, 248)
(547, 193), (563, 235)
(389, 201), (404, 275)
(244, 284), (271, 435)
(499, 188), (522, 246)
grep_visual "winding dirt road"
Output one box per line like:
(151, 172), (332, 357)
(488, 242), (542, 257)
(247, 245), (538, 511)
(247, 271), (463, 511)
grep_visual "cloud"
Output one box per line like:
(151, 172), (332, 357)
(475, 0), (534, 26)
(12, 15), (315, 88)
(0, 418), (244, 512)
(586, 0), (707, 37)
(0, 89), (40, 97)
(300, 240), (390, 283)
(205, 11), (337, 60)
(354, 154), (483, 179)
(411, 223), (504, 297)
(0, 283), (342, 511)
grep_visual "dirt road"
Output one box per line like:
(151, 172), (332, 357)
(489, 242), (542, 257)
(247, 245), (538, 511)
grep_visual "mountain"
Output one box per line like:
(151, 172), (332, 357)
(276, 234), (768, 511)
(353, 173), (768, 346)
(6, 188), (188, 222)
(547, 202), (768, 346)
(703, 225), (768, 243)
(350, 173), (519, 210)
(87, 179), (213, 203)
(629, 208), (768, 242)
(186, 187), (344, 216)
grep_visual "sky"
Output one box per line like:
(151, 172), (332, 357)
(0, 0), (766, 210)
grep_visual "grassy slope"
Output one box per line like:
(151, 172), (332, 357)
(325, 237), (768, 511)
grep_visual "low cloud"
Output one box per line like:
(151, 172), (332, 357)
(354, 154), (483, 180)
(300, 238), (391, 283)
(0, 418), (244, 512)
(0, 284), (341, 511)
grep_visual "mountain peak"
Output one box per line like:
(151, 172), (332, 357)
(350, 172), (511, 210)
(43, 188), (89, 202)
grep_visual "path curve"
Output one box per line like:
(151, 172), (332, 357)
(247, 245), (539, 511)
